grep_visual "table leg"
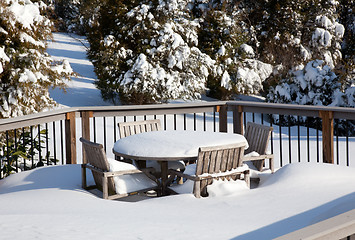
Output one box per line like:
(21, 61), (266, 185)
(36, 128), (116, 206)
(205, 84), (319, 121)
(160, 161), (168, 195)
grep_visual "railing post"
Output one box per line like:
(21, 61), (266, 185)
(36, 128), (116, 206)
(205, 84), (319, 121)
(65, 112), (76, 164)
(319, 110), (334, 164)
(217, 105), (228, 132)
(233, 105), (244, 135)
(81, 111), (93, 164)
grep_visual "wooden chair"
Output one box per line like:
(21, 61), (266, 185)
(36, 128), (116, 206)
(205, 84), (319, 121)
(243, 122), (274, 173)
(117, 119), (185, 172)
(117, 119), (161, 168)
(168, 143), (250, 198)
(118, 119), (162, 138)
(80, 137), (160, 200)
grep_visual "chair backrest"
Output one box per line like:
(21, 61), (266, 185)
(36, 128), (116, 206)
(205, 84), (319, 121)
(80, 137), (115, 192)
(244, 122), (273, 155)
(194, 143), (246, 197)
(118, 119), (161, 139)
(195, 142), (246, 176)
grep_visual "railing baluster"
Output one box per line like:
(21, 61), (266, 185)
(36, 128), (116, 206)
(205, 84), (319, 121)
(6, 131), (9, 173)
(14, 129), (18, 172)
(103, 117), (107, 152)
(22, 127), (26, 170)
(31, 126), (34, 167)
(164, 114), (167, 130)
(53, 122), (57, 165)
(46, 123), (49, 165)
(346, 127), (349, 166)
(93, 117), (96, 142)
(244, 112), (246, 130)
(335, 119), (339, 165)
(297, 116), (301, 163)
(60, 120), (64, 165)
(114, 116), (117, 142)
(38, 125), (42, 166)
(288, 115), (291, 164)
(307, 119), (310, 162)
(270, 114), (274, 156)
(174, 114), (177, 130)
(279, 115), (283, 167)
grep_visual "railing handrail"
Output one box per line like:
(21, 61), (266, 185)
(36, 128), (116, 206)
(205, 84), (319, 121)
(2, 100), (355, 129)
(274, 209), (355, 240)
(227, 101), (355, 120)
(0, 101), (227, 132)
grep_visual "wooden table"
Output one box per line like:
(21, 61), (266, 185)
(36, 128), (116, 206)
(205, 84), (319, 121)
(113, 130), (248, 194)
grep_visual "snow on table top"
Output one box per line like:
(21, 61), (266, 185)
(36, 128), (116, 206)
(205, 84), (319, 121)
(113, 130), (248, 159)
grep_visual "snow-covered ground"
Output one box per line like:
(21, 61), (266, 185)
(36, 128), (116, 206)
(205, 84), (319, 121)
(47, 33), (113, 107)
(0, 32), (354, 240)
(1, 160), (355, 239)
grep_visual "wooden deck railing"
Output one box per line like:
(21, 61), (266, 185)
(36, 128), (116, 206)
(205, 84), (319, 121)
(226, 101), (355, 164)
(0, 100), (354, 176)
(274, 209), (355, 240)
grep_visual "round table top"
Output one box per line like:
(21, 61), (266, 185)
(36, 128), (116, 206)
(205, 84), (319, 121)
(113, 130), (248, 161)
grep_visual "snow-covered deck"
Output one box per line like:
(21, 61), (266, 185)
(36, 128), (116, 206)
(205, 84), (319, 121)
(1, 162), (355, 239)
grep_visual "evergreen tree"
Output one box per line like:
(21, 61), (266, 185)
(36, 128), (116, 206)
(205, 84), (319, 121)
(259, 0), (352, 108)
(195, 0), (247, 99)
(0, 0), (73, 118)
(87, 0), (214, 104)
(337, 0), (354, 89)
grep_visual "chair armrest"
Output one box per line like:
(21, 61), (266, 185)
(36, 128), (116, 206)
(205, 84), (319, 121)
(243, 154), (274, 161)
(83, 163), (152, 177)
(104, 169), (143, 177)
(196, 169), (249, 180)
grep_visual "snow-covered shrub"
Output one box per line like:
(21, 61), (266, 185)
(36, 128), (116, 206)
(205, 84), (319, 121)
(268, 60), (340, 106)
(268, 59), (355, 134)
(235, 58), (273, 95)
(257, 0), (354, 133)
(87, 0), (214, 104)
(0, 0), (73, 118)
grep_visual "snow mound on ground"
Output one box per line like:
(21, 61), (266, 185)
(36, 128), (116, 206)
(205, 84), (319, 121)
(0, 164), (91, 193)
(260, 162), (355, 189)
